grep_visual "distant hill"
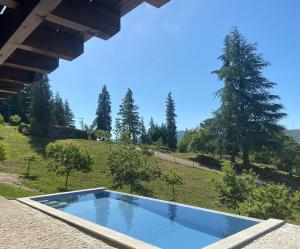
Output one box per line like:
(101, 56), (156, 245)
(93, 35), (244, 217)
(177, 130), (185, 141)
(285, 129), (300, 143)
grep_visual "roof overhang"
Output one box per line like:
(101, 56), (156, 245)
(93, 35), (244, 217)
(0, 0), (169, 99)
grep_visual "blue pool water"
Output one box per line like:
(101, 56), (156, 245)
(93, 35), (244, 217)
(34, 190), (259, 249)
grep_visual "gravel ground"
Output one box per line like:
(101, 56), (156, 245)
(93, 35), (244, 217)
(0, 197), (117, 249)
(242, 223), (300, 249)
(0, 196), (299, 249)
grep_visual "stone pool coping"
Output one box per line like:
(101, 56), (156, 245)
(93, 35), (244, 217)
(17, 187), (284, 249)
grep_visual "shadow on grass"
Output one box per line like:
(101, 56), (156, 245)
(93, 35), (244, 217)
(21, 175), (38, 181)
(235, 163), (300, 190)
(134, 184), (154, 197)
(28, 136), (53, 156)
(190, 154), (300, 190)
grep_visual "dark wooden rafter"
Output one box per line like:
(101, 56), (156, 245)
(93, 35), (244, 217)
(47, 1), (120, 40)
(0, 91), (14, 99)
(0, 0), (169, 98)
(0, 0), (63, 65)
(0, 0), (18, 9)
(0, 81), (24, 93)
(145, 0), (169, 8)
(4, 49), (59, 74)
(0, 66), (42, 84)
(19, 24), (84, 61)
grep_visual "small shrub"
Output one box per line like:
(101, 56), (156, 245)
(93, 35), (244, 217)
(18, 123), (31, 135)
(0, 143), (8, 161)
(9, 114), (21, 126)
(162, 170), (184, 201)
(0, 114), (4, 125)
(23, 153), (39, 176)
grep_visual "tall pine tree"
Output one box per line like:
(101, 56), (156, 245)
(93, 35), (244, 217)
(30, 75), (53, 136)
(116, 89), (140, 143)
(213, 28), (286, 164)
(53, 92), (66, 127)
(64, 100), (75, 128)
(166, 92), (177, 150)
(139, 118), (148, 144)
(96, 85), (112, 132)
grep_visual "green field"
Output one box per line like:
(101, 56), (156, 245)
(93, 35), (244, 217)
(0, 125), (299, 224)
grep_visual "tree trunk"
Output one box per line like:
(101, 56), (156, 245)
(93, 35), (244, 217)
(27, 163), (30, 176)
(242, 147), (250, 165)
(65, 173), (70, 191)
(230, 154), (236, 163)
(172, 185), (175, 201)
(130, 184), (133, 194)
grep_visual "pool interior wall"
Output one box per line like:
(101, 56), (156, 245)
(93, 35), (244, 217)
(32, 189), (260, 249)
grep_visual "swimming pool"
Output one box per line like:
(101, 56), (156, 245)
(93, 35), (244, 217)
(29, 188), (261, 249)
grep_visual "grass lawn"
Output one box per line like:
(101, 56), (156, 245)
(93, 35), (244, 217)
(0, 183), (40, 199)
(0, 125), (299, 225)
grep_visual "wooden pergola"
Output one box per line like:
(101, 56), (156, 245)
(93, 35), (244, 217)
(0, 0), (168, 99)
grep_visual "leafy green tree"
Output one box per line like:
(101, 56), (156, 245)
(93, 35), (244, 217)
(9, 114), (21, 126)
(46, 142), (93, 190)
(106, 145), (160, 193)
(139, 118), (148, 144)
(96, 129), (111, 142)
(0, 114), (4, 125)
(30, 75), (53, 136)
(64, 100), (75, 128)
(273, 134), (300, 175)
(23, 153), (39, 176)
(213, 28), (286, 164)
(53, 92), (66, 127)
(0, 143), (8, 161)
(162, 170), (184, 201)
(165, 92), (177, 150)
(214, 161), (257, 213)
(116, 89), (140, 143)
(240, 183), (295, 220)
(96, 85), (112, 132)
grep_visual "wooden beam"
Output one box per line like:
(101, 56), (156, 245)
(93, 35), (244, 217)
(145, 0), (170, 8)
(0, 91), (13, 99)
(46, 1), (120, 40)
(0, 0), (63, 65)
(4, 49), (59, 74)
(18, 25), (84, 61)
(0, 81), (24, 93)
(0, 0), (18, 9)
(0, 66), (42, 84)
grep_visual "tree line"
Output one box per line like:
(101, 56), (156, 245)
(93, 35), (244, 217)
(0, 75), (75, 136)
(94, 86), (178, 150)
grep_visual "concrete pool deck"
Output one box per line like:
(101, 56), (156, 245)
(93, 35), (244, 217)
(0, 195), (299, 249)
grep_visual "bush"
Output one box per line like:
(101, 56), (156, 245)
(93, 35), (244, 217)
(9, 115), (21, 126)
(240, 183), (294, 220)
(18, 123), (31, 136)
(0, 143), (8, 161)
(0, 114), (4, 125)
(214, 161), (299, 220)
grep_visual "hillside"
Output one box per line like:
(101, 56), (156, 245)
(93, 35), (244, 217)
(286, 129), (300, 143)
(0, 125), (221, 211)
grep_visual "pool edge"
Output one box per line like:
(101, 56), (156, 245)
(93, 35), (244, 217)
(17, 188), (160, 249)
(17, 187), (283, 249)
(202, 218), (285, 249)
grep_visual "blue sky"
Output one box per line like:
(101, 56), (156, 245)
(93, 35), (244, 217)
(49, 0), (300, 131)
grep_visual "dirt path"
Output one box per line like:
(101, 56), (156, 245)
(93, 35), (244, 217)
(154, 151), (220, 174)
(0, 172), (35, 191)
